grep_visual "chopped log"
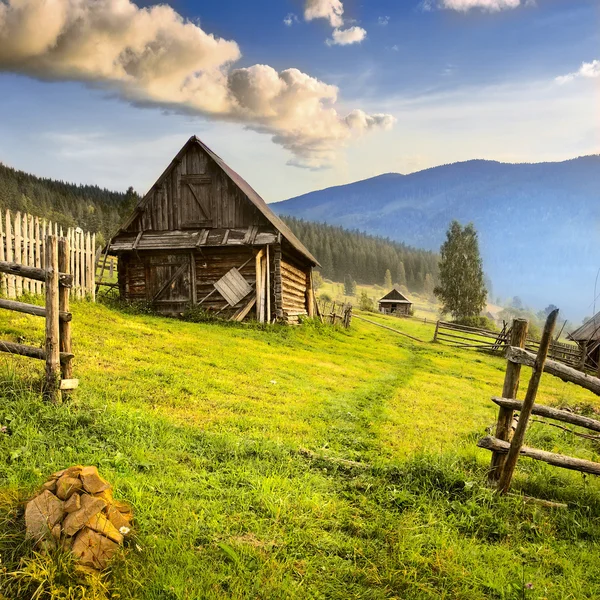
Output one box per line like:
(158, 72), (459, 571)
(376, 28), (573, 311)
(0, 260), (72, 287)
(0, 298), (71, 322)
(353, 314), (424, 343)
(478, 435), (600, 476)
(498, 309), (558, 493)
(60, 378), (79, 390)
(507, 346), (600, 397)
(491, 397), (600, 433)
(490, 319), (528, 482)
(0, 340), (73, 362)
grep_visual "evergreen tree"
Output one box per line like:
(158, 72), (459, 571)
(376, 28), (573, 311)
(344, 274), (354, 296)
(384, 269), (392, 289)
(434, 221), (487, 319)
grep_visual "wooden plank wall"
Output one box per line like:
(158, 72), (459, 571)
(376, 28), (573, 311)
(127, 144), (268, 233)
(279, 253), (309, 324)
(0, 209), (95, 300)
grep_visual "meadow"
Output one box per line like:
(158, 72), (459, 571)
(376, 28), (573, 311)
(1, 301), (600, 599)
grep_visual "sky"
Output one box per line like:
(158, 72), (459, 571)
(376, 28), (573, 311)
(0, 0), (598, 202)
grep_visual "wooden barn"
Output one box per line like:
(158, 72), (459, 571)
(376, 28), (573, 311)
(378, 288), (412, 316)
(568, 313), (600, 374)
(108, 136), (319, 324)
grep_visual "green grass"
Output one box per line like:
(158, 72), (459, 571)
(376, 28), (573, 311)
(1, 302), (600, 599)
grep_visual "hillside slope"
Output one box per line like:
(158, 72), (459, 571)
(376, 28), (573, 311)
(273, 156), (600, 318)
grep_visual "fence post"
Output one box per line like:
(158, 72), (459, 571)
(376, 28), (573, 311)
(58, 237), (73, 392)
(489, 318), (529, 482)
(44, 235), (61, 403)
(433, 320), (440, 342)
(497, 309), (559, 494)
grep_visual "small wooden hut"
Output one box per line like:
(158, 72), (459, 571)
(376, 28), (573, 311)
(378, 288), (412, 316)
(568, 313), (600, 374)
(108, 136), (319, 324)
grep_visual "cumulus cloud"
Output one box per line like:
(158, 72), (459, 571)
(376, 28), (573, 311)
(424, 0), (522, 11)
(326, 26), (367, 46)
(555, 60), (600, 85)
(0, 0), (393, 168)
(304, 0), (344, 28)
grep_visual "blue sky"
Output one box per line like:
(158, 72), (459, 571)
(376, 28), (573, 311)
(0, 0), (598, 201)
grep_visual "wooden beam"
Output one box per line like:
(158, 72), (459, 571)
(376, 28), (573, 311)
(231, 295), (257, 322)
(58, 238), (73, 391)
(0, 260), (72, 287)
(498, 309), (559, 493)
(255, 249), (264, 322)
(0, 298), (71, 322)
(266, 245), (271, 322)
(0, 340), (73, 362)
(490, 319), (529, 482)
(478, 435), (600, 476)
(44, 236), (61, 403)
(507, 345), (600, 397)
(491, 397), (600, 433)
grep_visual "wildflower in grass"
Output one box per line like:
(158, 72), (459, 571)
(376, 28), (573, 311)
(525, 583), (533, 589)
(119, 526), (130, 535)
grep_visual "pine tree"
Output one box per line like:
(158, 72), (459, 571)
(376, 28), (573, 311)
(384, 269), (392, 289)
(344, 274), (354, 296)
(434, 221), (487, 319)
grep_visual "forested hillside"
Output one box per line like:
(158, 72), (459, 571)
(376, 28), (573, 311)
(0, 162), (438, 290)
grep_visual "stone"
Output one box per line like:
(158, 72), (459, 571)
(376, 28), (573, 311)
(25, 490), (65, 541)
(80, 466), (111, 495)
(42, 479), (57, 493)
(62, 495), (107, 537)
(71, 527), (119, 571)
(52, 465), (83, 479)
(86, 512), (123, 544)
(93, 488), (113, 505)
(56, 475), (83, 500)
(105, 504), (132, 531)
(64, 493), (81, 513)
(51, 524), (61, 540)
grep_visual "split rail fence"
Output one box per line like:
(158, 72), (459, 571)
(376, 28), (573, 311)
(434, 319), (583, 370)
(317, 300), (353, 328)
(0, 209), (96, 300)
(477, 313), (600, 493)
(0, 235), (77, 402)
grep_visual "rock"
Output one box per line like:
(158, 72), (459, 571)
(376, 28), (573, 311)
(64, 493), (81, 513)
(93, 488), (113, 504)
(56, 476), (83, 500)
(80, 466), (111, 495)
(25, 490), (65, 541)
(51, 524), (61, 540)
(86, 513), (123, 544)
(42, 479), (57, 493)
(105, 504), (132, 531)
(62, 495), (107, 537)
(52, 465), (83, 479)
(71, 528), (119, 571)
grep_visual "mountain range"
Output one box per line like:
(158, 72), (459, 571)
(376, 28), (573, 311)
(272, 156), (600, 321)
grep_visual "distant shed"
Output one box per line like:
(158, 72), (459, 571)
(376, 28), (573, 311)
(378, 288), (412, 316)
(109, 136), (319, 324)
(568, 312), (600, 373)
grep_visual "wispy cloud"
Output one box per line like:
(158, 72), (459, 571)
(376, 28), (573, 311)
(326, 26), (367, 46)
(378, 16), (390, 26)
(0, 0), (393, 169)
(283, 13), (299, 26)
(422, 0), (523, 11)
(555, 60), (600, 85)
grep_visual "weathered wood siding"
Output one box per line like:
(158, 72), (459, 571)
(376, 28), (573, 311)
(280, 252), (309, 324)
(126, 144), (270, 233)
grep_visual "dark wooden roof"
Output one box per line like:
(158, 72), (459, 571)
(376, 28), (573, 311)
(114, 136), (319, 265)
(379, 288), (412, 304)
(568, 312), (600, 342)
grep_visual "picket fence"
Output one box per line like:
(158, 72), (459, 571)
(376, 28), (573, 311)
(0, 209), (96, 300)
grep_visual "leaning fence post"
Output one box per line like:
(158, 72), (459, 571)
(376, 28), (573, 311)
(44, 235), (61, 403)
(497, 309), (559, 494)
(433, 320), (440, 342)
(489, 318), (529, 482)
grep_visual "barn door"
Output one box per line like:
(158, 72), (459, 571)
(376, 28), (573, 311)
(180, 174), (212, 228)
(145, 254), (192, 308)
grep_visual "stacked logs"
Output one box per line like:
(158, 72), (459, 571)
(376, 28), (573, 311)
(25, 465), (133, 571)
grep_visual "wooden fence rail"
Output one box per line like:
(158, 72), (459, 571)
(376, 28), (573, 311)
(317, 300), (353, 328)
(0, 209), (95, 300)
(0, 235), (77, 402)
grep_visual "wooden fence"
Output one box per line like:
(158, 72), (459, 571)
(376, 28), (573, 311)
(434, 319), (583, 369)
(0, 209), (96, 300)
(478, 314), (600, 493)
(0, 235), (77, 402)
(317, 300), (353, 328)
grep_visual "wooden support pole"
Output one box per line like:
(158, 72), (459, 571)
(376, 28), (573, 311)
(433, 320), (440, 342)
(266, 245), (271, 322)
(58, 238), (73, 392)
(0, 260), (72, 287)
(489, 318), (529, 482)
(0, 298), (71, 321)
(497, 309), (559, 494)
(44, 236), (61, 403)
(307, 268), (315, 318)
(0, 340), (73, 362)
(255, 249), (264, 322)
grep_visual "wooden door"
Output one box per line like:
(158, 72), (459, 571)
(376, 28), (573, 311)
(180, 175), (212, 228)
(145, 254), (192, 310)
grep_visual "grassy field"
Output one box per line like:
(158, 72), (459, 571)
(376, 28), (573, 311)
(1, 301), (600, 599)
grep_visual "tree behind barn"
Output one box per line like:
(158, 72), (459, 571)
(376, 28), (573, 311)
(434, 221), (487, 319)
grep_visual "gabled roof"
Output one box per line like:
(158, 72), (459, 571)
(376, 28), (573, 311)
(116, 136), (319, 266)
(379, 288), (411, 303)
(568, 311), (600, 343)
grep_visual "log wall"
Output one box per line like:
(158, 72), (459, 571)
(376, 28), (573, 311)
(279, 252), (309, 324)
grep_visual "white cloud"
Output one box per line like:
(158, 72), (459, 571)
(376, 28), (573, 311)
(378, 16), (390, 25)
(0, 0), (392, 169)
(283, 13), (299, 26)
(432, 0), (522, 11)
(326, 26), (367, 46)
(304, 0), (344, 28)
(556, 60), (600, 85)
